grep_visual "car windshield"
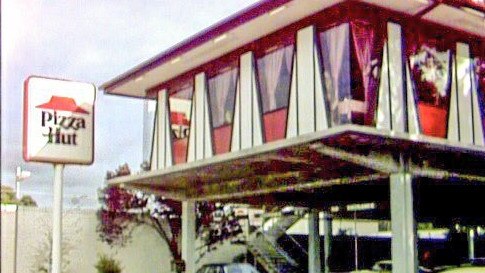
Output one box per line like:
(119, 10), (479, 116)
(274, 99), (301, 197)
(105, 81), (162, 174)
(197, 265), (224, 273)
(224, 264), (258, 273)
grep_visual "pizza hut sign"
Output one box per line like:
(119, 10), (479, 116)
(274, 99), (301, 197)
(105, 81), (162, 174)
(23, 76), (96, 164)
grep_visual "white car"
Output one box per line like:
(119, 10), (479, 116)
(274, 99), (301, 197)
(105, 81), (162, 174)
(351, 260), (432, 273)
(197, 263), (260, 273)
(437, 266), (485, 272)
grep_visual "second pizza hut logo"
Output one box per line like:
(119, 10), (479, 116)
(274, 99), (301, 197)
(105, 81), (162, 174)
(36, 96), (89, 146)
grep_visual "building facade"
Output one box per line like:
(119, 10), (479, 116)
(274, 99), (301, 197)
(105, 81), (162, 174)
(101, 1), (485, 273)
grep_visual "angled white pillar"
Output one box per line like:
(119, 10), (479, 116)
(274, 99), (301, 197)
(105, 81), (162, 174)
(240, 52), (253, 149)
(308, 210), (321, 273)
(323, 212), (332, 273)
(387, 22), (406, 133)
(155, 90), (173, 169)
(391, 171), (418, 273)
(377, 42), (391, 131)
(448, 58), (459, 142)
(233, 52), (263, 150)
(231, 81), (241, 151)
(188, 73), (213, 162)
(286, 57), (298, 138)
(406, 65), (420, 135)
(315, 44), (329, 132)
(297, 26), (316, 135)
(251, 67), (263, 147)
(182, 201), (196, 273)
(456, 43), (474, 145)
(151, 112), (159, 170)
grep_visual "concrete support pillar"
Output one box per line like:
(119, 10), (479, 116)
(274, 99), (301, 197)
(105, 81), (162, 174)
(308, 210), (321, 273)
(182, 201), (196, 273)
(468, 227), (476, 261)
(391, 172), (418, 273)
(323, 213), (332, 273)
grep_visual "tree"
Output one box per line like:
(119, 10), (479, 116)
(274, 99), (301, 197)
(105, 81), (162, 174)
(1, 185), (37, 206)
(19, 195), (37, 206)
(97, 186), (182, 259)
(97, 184), (243, 263)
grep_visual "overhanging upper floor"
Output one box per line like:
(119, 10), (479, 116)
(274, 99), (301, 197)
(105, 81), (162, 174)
(108, 125), (485, 203)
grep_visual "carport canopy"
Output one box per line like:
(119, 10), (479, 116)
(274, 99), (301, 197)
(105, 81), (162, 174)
(108, 125), (485, 211)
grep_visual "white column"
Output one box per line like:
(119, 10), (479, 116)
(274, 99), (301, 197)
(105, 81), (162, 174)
(182, 201), (196, 273)
(388, 22), (406, 133)
(308, 210), (321, 273)
(155, 90), (173, 169)
(323, 213), (332, 273)
(406, 65), (420, 135)
(456, 43), (473, 144)
(390, 172), (418, 273)
(52, 164), (64, 273)
(377, 42), (391, 131)
(468, 228), (475, 260)
(297, 26), (316, 135)
(238, 52), (263, 149)
(189, 73), (213, 161)
(448, 58), (459, 142)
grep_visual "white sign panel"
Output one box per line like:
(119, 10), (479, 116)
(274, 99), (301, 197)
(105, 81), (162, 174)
(23, 76), (96, 164)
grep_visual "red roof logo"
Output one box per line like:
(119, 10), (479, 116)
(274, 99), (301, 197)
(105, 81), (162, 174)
(36, 96), (89, 114)
(170, 112), (189, 126)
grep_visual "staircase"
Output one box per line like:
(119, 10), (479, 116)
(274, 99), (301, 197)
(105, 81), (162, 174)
(248, 233), (299, 273)
(248, 210), (306, 273)
(263, 214), (302, 242)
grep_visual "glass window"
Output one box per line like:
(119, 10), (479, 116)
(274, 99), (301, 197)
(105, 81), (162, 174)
(169, 82), (193, 164)
(407, 29), (452, 138)
(319, 21), (384, 127)
(256, 44), (294, 142)
(349, 20), (384, 126)
(143, 99), (157, 169)
(208, 66), (238, 155)
(320, 23), (352, 126)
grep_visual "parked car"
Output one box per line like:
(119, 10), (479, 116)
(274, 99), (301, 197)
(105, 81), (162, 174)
(434, 258), (485, 272)
(197, 263), (260, 273)
(360, 260), (433, 273)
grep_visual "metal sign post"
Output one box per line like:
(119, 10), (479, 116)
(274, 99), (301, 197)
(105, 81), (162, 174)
(52, 164), (64, 273)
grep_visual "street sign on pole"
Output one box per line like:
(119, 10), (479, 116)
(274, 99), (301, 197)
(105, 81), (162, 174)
(23, 76), (96, 164)
(23, 76), (96, 273)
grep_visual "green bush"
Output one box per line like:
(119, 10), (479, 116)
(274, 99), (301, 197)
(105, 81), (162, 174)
(95, 254), (122, 273)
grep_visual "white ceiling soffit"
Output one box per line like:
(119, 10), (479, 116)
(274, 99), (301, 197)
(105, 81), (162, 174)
(105, 0), (344, 98)
(360, 0), (432, 15)
(423, 4), (485, 38)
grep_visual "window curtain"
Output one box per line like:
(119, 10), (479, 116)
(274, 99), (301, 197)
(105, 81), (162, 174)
(257, 45), (294, 113)
(351, 20), (381, 126)
(208, 68), (238, 128)
(320, 23), (351, 126)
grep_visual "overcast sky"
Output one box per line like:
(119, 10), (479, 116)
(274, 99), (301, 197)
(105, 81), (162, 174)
(1, 0), (259, 208)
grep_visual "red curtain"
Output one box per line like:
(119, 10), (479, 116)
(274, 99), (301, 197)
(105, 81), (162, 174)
(350, 20), (382, 126)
